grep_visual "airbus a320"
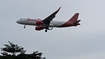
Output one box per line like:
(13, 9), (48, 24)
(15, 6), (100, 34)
(16, 7), (81, 32)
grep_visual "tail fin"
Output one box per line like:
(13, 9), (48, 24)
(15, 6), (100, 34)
(67, 13), (79, 24)
(60, 13), (80, 27)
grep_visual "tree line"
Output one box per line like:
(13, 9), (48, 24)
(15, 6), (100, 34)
(0, 41), (45, 59)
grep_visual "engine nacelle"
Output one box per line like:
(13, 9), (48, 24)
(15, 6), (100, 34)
(36, 19), (43, 25)
(35, 26), (44, 31)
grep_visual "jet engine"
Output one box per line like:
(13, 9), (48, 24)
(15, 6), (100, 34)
(35, 26), (44, 31)
(36, 20), (43, 25)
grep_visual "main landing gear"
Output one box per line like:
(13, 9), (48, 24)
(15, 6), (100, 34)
(44, 27), (53, 32)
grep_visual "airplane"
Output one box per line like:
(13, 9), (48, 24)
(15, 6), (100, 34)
(16, 7), (81, 32)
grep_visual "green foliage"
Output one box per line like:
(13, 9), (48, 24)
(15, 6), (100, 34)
(0, 41), (45, 59)
(1, 41), (26, 55)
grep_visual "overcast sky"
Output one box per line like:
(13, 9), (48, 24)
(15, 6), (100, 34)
(0, 0), (105, 59)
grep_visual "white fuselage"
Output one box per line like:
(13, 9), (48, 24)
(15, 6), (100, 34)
(16, 18), (66, 27)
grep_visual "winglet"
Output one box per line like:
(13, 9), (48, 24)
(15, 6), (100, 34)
(54, 7), (61, 14)
(58, 7), (61, 11)
(55, 7), (61, 12)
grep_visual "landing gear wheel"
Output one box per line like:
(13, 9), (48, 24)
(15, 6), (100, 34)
(45, 29), (47, 32)
(24, 25), (26, 28)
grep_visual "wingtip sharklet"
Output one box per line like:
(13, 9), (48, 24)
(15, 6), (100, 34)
(58, 7), (61, 11)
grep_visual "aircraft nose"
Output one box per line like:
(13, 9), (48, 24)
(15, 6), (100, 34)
(16, 20), (22, 24)
(16, 20), (20, 23)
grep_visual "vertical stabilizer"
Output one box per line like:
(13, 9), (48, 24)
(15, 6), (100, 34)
(60, 13), (80, 27)
(67, 13), (79, 23)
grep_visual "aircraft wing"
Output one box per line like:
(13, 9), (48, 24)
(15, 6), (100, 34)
(43, 7), (61, 25)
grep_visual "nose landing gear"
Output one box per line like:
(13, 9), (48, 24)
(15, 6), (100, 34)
(45, 29), (47, 32)
(24, 25), (26, 28)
